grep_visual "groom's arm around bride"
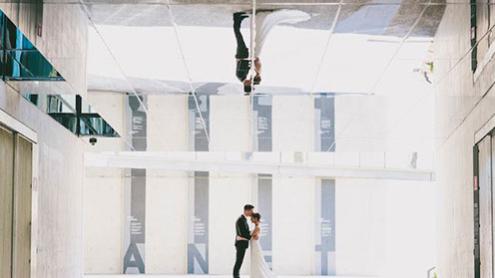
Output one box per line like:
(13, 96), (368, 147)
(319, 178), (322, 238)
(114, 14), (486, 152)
(235, 215), (252, 243)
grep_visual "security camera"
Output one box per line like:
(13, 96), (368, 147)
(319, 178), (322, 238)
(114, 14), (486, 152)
(89, 137), (97, 146)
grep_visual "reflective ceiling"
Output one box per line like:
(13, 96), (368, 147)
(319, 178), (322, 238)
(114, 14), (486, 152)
(83, 0), (445, 95)
(75, 0), (447, 154)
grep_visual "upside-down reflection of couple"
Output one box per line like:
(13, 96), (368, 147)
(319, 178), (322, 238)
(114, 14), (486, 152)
(233, 204), (273, 278)
(233, 9), (310, 95)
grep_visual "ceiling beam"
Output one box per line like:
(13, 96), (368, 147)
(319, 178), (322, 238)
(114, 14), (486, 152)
(85, 151), (434, 181)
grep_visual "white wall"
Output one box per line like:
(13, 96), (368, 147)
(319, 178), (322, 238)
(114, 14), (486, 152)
(0, 82), (85, 278)
(146, 96), (189, 274)
(210, 96), (252, 152)
(147, 95), (189, 152)
(88, 92), (126, 136)
(335, 179), (436, 278)
(84, 92), (128, 274)
(272, 96), (314, 152)
(383, 181), (436, 278)
(146, 170), (189, 274)
(433, 4), (495, 278)
(335, 179), (387, 276)
(272, 176), (315, 275)
(84, 139), (126, 274)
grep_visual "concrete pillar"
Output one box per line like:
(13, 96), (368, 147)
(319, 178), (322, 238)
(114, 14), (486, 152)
(146, 95), (189, 273)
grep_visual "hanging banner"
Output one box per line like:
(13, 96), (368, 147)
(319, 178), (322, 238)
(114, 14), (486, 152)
(189, 94), (209, 152)
(188, 94), (210, 274)
(123, 95), (147, 274)
(253, 95), (273, 266)
(188, 171), (209, 274)
(253, 95), (272, 152)
(314, 94), (336, 274)
(315, 179), (336, 275)
(315, 94), (336, 152)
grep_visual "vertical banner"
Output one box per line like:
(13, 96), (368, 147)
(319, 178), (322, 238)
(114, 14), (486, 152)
(315, 94), (337, 275)
(188, 171), (209, 274)
(123, 95), (147, 274)
(315, 94), (336, 152)
(315, 179), (336, 275)
(188, 94), (210, 274)
(254, 95), (273, 266)
(189, 94), (209, 152)
(253, 95), (272, 152)
(258, 174), (273, 267)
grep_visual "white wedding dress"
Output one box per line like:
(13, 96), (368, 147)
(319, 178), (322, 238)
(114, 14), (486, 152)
(250, 227), (275, 278)
(254, 9), (311, 56)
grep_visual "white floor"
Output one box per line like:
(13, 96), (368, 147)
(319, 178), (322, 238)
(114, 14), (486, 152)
(85, 274), (378, 278)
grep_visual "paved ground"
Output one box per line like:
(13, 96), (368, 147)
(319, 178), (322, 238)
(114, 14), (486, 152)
(85, 275), (376, 278)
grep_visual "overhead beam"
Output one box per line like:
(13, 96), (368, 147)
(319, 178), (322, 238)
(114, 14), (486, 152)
(85, 151), (435, 181)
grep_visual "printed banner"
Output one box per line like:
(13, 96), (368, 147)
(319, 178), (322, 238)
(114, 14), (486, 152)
(189, 94), (209, 152)
(123, 95), (147, 274)
(315, 94), (336, 152)
(253, 95), (272, 152)
(254, 95), (273, 266)
(188, 171), (209, 274)
(188, 94), (210, 274)
(315, 179), (336, 275)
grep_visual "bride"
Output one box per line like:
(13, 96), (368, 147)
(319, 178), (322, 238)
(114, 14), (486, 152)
(250, 213), (275, 278)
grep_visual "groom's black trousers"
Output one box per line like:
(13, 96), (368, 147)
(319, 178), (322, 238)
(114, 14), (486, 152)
(233, 245), (247, 278)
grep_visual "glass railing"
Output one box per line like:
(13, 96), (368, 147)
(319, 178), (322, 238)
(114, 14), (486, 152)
(0, 10), (118, 138)
(24, 94), (119, 137)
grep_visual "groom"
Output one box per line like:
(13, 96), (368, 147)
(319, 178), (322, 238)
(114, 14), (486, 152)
(233, 204), (254, 278)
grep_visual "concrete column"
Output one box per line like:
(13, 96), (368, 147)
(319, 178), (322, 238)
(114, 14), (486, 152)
(272, 96), (314, 152)
(272, 176), (315, 275)
(146, 95), (189, 273)
(209, 96), (252, 152)
(209, 95), (254, 273)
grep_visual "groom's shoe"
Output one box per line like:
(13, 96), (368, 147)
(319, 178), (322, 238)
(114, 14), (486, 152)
(255, 8), (277, 13)
(234, 12), (249, 23)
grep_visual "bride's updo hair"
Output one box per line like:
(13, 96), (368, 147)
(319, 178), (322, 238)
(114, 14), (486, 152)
(252, 213), (261, 221)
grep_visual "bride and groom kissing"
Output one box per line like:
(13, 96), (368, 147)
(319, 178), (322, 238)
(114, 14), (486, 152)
(233, 204), (274, 278)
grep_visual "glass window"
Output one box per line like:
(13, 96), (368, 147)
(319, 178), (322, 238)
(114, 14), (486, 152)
(0, 10), (63, 81)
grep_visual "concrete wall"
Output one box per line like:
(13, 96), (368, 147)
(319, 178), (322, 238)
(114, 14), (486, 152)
(272, 96), (314, 152)
(146, 96), (189, 274)
(0, 81), (85, 278)
(433, 4), (495, 278)
(84, 139), (126, 274)
(0, 3), (88, 96)
(335, 179), (436, 278)
(272, 176), (315, 274)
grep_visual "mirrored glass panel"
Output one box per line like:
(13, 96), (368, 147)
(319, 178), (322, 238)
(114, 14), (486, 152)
(0, 10), (63, 81)
(22, 93), (119, 137)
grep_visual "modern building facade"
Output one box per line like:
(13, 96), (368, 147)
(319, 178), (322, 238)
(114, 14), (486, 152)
(0, 1), (490, 278)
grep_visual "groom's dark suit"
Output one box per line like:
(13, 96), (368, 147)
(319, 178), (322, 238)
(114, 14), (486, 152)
(233, 215), (251, 278)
